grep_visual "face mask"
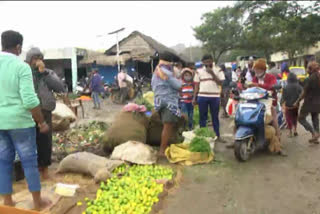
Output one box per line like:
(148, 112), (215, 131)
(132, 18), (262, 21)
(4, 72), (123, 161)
(256, 72), (265, 79)
(184, 76), (192, 81)
(162, 64), (172, 71)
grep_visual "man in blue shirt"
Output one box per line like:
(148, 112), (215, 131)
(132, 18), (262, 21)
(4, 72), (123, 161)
(90, 69), (103, 109)
(152, 51), (182, 156)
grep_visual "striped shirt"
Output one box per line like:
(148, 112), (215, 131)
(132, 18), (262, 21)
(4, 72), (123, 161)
(180, 81), (194, 103)
(194, 67), (225, 98)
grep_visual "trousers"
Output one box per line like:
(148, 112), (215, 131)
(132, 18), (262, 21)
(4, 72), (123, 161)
(0, 127), (41, 194)
(197, 96), (220, 137)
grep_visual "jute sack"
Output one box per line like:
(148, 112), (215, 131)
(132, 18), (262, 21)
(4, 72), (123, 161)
(102, 112), (149, 153)
(56, 152), (124, 182)
(52, 103), (76, 131)
(111, 141), (157, 165)
(147, 111), (185, 146)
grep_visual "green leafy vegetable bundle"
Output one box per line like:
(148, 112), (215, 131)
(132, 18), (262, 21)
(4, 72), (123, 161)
(134, 97), (153, 111)
(189, 137), (212, 154)
(194, 127), (216, 138)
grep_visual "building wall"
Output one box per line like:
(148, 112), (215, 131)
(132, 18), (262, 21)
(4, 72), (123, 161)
(44, 59), (71, 78)
(271, 41), (320, 62)
(93, 63), (136, 84)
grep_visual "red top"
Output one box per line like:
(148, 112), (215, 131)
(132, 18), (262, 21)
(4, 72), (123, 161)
(180, 81), (194, 103)
(253, 73), (277, 106)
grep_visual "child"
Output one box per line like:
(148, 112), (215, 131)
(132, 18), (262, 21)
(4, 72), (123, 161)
(180, 68), (195, 130)
(281, 73), (303, 137)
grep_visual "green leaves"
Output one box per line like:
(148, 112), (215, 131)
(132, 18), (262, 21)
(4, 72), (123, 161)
(194, 127), (216, 138)
(195, 1), (320, 63)
(194, 6), (244, 63)
(189, 137), (212, 154)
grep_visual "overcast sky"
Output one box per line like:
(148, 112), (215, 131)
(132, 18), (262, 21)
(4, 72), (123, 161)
(0, 1), (235, 51)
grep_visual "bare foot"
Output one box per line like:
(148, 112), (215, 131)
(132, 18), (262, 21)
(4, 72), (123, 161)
(34, 197), (52, 211)
(157, 150), (166, 158)
(4, 199), (16, 207)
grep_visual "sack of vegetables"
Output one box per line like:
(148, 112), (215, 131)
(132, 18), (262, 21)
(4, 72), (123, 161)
(102, 112), (149, 153)
(165, 137), (214, 166)
(147, 111), (185, 146)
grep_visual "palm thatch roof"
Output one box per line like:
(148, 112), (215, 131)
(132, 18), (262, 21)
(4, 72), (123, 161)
(79, 50), (131, 66)
(105, 31), (192, 64)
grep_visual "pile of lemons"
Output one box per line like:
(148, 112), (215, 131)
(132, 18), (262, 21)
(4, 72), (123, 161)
(82, 164), (174, 214)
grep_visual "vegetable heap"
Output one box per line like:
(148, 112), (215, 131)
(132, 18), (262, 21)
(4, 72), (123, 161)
(194, 127), (216, 138)
(53, 121), (108, 150)
(82, 165), (174, 214)
(134, 97), (153, 112)
(189, 137), (212, 154)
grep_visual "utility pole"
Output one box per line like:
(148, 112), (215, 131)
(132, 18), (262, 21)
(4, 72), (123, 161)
(97, 27), (125, 73)
(108, 28), (125, 73)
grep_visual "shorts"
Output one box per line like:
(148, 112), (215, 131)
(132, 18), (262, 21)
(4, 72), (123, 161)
(159, 108), (179, 124)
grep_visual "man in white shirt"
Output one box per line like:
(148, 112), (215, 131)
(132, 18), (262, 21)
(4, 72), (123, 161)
(117, 68), (129, 104)
(193, 54), (225, 142)
(245, 59), (255, 83)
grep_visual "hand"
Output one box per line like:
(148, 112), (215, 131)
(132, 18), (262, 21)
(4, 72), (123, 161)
(36, 60), (45, 73)
(39, 122), (49, 133)
(206, 68), (215, 77)
(293, 101), (299, 108)
(192, 99), (197, 106)
(247, 82), (258, 88)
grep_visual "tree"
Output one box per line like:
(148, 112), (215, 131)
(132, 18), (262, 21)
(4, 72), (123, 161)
(237, 1), (320, 63)
(193, 6), (244, 63)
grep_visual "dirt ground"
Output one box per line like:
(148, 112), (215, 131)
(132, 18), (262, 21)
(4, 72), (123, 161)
(78, 100), (320, 214)
(5, 99), (320, 214)
(72, 98), (123, 126)
(163, 117), (320, 214)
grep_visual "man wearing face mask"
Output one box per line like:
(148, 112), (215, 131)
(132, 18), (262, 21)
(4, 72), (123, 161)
(242, 58), (255, 83)
(152, 51), (182, 156)
(25, 47), (66, 179)
(250, 59), (286, 155)
(193, 54), (225, 142)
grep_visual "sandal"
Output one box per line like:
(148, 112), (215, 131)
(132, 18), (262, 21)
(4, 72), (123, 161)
(309, 133), (320, 143)
(277, 150), (288, 157)
(294, 132), (298, 137)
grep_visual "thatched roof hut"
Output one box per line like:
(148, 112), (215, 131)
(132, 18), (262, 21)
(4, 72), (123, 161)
(105, 31), (191, 64)
(79, 50), (132, 66)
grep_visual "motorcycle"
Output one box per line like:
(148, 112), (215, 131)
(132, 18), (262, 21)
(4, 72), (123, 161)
(110, 74), (147, 104)
(103, 83), (111, 98)
(233, 85), (284, 162)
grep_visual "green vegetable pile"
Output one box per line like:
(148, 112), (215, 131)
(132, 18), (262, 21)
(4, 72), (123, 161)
(52, 121), (108, 160)
(134, 97), (153, 112)
(82, 165), (174, 214)
(194, 127), (216, 138)
(189, 137), (212, 154)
